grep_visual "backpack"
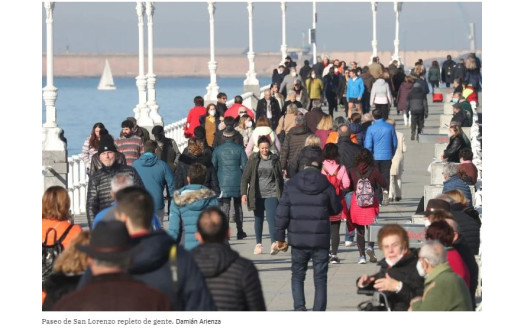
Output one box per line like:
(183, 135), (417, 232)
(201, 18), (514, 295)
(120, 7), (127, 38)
(42, 223), (74, 282)
(353, 168), (374, 207)
(322, 165), (343, 197)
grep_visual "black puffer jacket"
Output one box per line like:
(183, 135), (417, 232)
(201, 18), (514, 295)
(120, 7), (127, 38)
(175, 152), (220, 194)
(356, 249), (424, 311)
(86, 160), (144, 228)
(453, 235), (479, 310)
(191, 243), (266, 311)
(406, 87), (428, 117)
(337, 135), (363, 175)
(275, 168), (342, 249)
(443, 134), (467, 163)
(289, 145), (322, 178)
(280, 125), (311, 174)
(43, 273), (83, 311)
(450, 203), (481, 255)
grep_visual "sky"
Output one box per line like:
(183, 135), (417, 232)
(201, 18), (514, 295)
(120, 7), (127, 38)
(42, 1), (482, 54)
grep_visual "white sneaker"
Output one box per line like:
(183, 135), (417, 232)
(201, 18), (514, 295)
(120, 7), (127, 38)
(358, 256), (366, 264)
(345, 241), (353, 247)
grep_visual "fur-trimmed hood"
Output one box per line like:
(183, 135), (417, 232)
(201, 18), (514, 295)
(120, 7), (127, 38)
(173, 184), (217, 208)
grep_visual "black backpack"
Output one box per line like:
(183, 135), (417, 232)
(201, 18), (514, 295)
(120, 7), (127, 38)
(42, 224), (74, 282)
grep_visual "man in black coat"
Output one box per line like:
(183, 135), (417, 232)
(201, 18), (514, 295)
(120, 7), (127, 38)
(323, 66), (340, 117)
(191, 207), (266, 311)
(216, 92), (228, 117)
(86, 134), (144, 229)
(275, 157), (342, 311)
(255, 89), (281, 130)
(441, 55), (456, 88)
(299, 59), (312, 82)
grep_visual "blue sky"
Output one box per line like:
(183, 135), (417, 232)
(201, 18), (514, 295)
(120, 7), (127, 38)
(42, 1), (482, 54)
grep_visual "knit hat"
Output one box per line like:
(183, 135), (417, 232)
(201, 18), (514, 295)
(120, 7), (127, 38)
(98, 134), (117, 154)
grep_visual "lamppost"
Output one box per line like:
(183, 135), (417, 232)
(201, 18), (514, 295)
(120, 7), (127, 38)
(146, 1), (163, 127)
(312, 1), (317, 64)
(134, 2), (153, 128)
(392, 2), (403, 65)
(370, 1), (378, 63)
(280, 1), (287, 60)
(204, 1), (219, 105)
(244, 1), (259, 93)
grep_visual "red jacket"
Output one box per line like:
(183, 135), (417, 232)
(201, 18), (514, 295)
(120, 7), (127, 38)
(224, 104), (254, 120)
(447, 248), (471, 288)
(462, 85), (478, 103)
(184, 106), (207, 138)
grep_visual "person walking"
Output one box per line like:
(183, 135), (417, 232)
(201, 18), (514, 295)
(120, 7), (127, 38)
(370, 71), (393, 120)
(241, 136), (284, 255)
(406, 83), (429, 141)
(274, 155), (342, 311)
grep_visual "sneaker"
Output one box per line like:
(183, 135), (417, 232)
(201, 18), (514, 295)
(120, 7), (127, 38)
(330, 255), (340, 264)
(382, 191), (389, 206)
(237, 231), (247, 240)
(345, 241), (353, 247)
(254, 244), (263, 255)
(270, 242), (279, 255)
(366, 247), (377, 263)
(358, 256), (366, 264)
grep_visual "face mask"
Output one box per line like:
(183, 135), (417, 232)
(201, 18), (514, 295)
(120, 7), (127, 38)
(292, 72), (297, 77)
(424, 219), (431, 228)
(278, 69), (283, 74)
(209, 110), (216, 116)
(385, 249), (406, 267)
(452, 98), (458, 103)
(246, 121), (253, 128)
(311, 74), (316, 79)
(416, 260), (427, 278)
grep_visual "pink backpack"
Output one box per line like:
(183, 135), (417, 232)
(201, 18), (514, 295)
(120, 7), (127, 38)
(353, 169), (374, 207)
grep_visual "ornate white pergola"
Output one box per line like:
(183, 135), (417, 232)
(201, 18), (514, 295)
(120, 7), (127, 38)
(134, 2), (154, 129)
(311, 1), (317, 64)
(243, 1), (260, 96)
(204, 1), (219, 105)
(391, 2), (403, 64)
(145, 1), (163, 127)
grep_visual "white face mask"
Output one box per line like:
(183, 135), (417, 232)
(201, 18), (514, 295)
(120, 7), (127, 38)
(424, 219), (431, 228)
(385, 249), (406, 267)
(246, 121), (253, 128)
(311, 74), (316, 79)
(416, 260), (427, 278)
(292, 72), (297, 77)
(209, 110), (216, 116)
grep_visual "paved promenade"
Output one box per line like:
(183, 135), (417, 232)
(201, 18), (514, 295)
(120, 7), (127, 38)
(74, 95), (479, 311)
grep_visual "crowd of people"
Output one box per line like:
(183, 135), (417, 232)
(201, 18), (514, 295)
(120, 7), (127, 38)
(42, 52), (481, 312)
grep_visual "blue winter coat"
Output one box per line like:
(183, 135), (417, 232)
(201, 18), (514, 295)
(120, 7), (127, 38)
(364, 119), (398, 161)
(274, 168), (342, 249)
(346, 77), (365, 99)
(168, 184), (219, 250)
(443, 175), (473, 207)
(211, 139), (247, 198)
(132, 152), (176, 211)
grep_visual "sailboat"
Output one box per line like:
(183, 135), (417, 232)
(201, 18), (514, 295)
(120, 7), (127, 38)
(97, 59), (116, 90)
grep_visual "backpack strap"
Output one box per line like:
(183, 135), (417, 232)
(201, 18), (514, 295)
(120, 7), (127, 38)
(169, 244), (179, 292)
(57, 224), (74, 246)
(363, 168), (373, 179)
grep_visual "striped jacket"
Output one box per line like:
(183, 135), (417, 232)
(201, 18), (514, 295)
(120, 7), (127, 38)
(115, 135), (144, 165)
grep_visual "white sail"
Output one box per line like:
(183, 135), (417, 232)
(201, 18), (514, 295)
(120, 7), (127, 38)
(97, 59), (116, 90)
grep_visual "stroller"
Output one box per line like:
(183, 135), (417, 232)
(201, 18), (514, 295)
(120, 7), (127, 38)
(357, 288), (391, 311)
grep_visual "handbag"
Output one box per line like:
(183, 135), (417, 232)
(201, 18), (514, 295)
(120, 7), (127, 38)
(277, 116), (286, 144)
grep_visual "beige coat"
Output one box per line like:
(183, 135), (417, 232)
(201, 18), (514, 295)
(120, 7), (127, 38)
(390, 131), (407, 176)
(276, 113), (297, 135)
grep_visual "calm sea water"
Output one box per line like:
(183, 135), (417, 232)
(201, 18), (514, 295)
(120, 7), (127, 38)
(42, 76), (271, 155)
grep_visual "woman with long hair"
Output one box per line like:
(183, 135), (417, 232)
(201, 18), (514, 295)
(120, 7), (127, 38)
(235, 114), (254, 147)
(348, 149), (388, 264)
(428, 60), (441, 93)
(315, 114), (333, 148)
(396, 75), (415, 123)
(245, 116), (280, 157)
(199, 103), (220, 147)
(81, 122), (106, 173)
(442, 125), (467, 163)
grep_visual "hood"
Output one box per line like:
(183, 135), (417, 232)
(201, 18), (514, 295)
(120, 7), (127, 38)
(292, 168), (330, 194)
(135, 152), (158, 167)
(191, 243), (239, 278)
(179, 151), (212, 167)
(289, 125), (309, 136)
(374, 78), (387, 86)
(173, 185), (217, 209)
(356, 162), (372, 176)
(129, 230), (175, 274)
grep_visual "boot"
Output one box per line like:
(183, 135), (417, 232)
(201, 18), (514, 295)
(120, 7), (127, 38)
(403, 114), (408, 126)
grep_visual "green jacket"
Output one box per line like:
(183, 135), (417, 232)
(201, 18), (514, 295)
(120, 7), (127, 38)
(411, 262), (472, 311)
(241, 152), (283, 211)
(305, 78), (324, 100)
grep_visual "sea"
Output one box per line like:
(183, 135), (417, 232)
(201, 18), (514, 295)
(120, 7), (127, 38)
(42, 76), (271, 155)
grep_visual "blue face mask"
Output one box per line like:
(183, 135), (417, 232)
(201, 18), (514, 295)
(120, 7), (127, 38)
(452, 98), (458, 103)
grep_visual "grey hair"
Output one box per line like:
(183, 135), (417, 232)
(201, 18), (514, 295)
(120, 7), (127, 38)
(443, 163), (459, 178)
(333, 116), (347, 131)
(264, 88), (271, 95)
(287, 103), (299, 115)
(111, 173), (134, 193)
(419, 240), (447, 267)
(294, 113), (305, 125)
(337, 124), (349, 136)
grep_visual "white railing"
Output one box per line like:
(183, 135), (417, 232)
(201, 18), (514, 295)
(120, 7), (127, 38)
(61, 84), (271, 216)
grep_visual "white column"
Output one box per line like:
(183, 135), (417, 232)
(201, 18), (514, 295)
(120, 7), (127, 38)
(204, 1), (219, 105)
(42, 1), (66, 153)
(370, 2), (378, 63)
(312, 1), (317, 64)
(244, 1), (259, 86)
(146, 1), (163, 126)
(134, 2), (153, 128)
(280, 1), (287, 61)
(392, 2), (402, 64)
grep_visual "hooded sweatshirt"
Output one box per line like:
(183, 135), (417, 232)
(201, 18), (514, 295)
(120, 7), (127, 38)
(370, 78), (393, 106)
(191, 243), (266, 311)
(132, 152), (176, 211)
(275, 168), (342, 248)
(168, 184), (219, 250)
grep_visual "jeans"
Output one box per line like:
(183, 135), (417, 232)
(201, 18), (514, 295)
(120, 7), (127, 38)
(411, 113), (425, 137)
(253, 197), (278, 244)
(376, 160), (392, 201)
(330, 221), (341, 255)
(344, 192), (354, 242)
(291, 246), (329, 311)
(220, 197), (243, 233)
(326, 94), (337, 117)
